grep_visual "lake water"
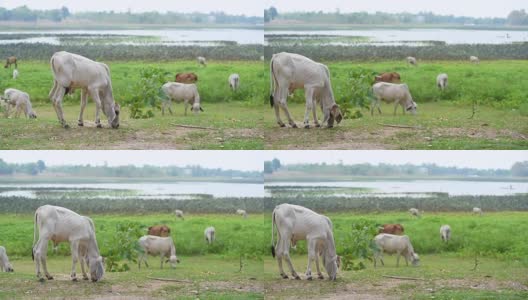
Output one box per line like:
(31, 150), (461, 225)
(265, 28), (528, 45)
(266, 180), (528, 196)
(0, 28), (263, 45)
(0, 182), (264, 198)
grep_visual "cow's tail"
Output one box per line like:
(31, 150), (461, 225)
(32, 210), (38, 261)
(269, 56), (275, 107)
(271, 209), (276, 257)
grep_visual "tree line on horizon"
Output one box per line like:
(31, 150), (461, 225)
(0, 159), (262, 178)
(0, 5), (262, 25)
(265, 6), (528, 26)
(264, 159), (528, 177)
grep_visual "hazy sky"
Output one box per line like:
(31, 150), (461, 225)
(0, 0), (263, 16)
(264, 0), (527, 18)
(263, 151), (528, 170)
(0, 151), (264, 171)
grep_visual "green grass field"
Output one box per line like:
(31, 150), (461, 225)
(264, 60), (528, 149)
(0, 60), (265, 149)
(1, 212), (527, 299)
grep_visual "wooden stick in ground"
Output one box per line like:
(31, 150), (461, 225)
(171, 123), (216, 130)
(382, 275), (424, 281)
(378, 123), (421, 129)
(147, 276), (193, 283)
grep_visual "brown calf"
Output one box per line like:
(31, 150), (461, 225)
(147, 225), (171, 237)
(4, 56), (17, 69)
(374, 72), (401, 83)
(378, 224), (405, 235)
(175, 72), (198, 84)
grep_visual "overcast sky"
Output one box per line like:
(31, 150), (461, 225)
(264, 0), (527, 18)
(0, 151), (264, 171)
(0, 0), (263, 16)
(263, 151), (528, 170)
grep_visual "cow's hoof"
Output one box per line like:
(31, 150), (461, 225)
(96, 123), (102, 128)
(78, 122), (84, 127)
(38, 278), (45, 283)
(304, 124), (310, 129)
(326, 125), (334, 129)
(46, 276), (54, 280)
(294, 275), (301, 280)
(63, 124), (70, 129)
(306, 276), (313, 281)
(318, 275), (324, 280)
(278, 123), (286, 128)
(291, 124), (298, 128)
(72, 277), (78, 282)
(315, 124), (321, 128)
(281, 274), (289, 279)
(83, 277), (89, 281)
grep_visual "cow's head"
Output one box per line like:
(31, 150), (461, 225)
(110, 103), (120, 128)
(90, 256), (105, 282)
(4, 262), (13, 272)
(393, 73), (401, 82)
(411, 252), (420, 266)
(169, 255), (180, 268)
(192, 103), (203, 114)
(406, 101), (417, 115)
(327, 104), (343, 128)
(324, 255), (338, 281)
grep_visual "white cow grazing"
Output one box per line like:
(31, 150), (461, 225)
(440, 225), (451, 243)
(32, 205), (104, 282)
(2, 88), (37, 118)
(409, 208), (421, 218)
(161, 82), (203, 116)
(373, 234), (420, 267)
(473, 207), (483, 216)
(12, 68), (18, 80)
(174, 209), (184, 220)
(138, 235), (180, 269)
(204, 226), (216, 244)
(372, 82), (417, 116)
(436, 73), (448, 91)
(197, 56), (207, 67)
(470, 56), (480, 64)
(49, 51), (120, 129)
(407, 56), (417, 66)
(271, 203), (339, 280)
(236, 209), (248, 218)
(229, 73), (240, 91)
(0, 246), (14, 272)
(270, 52), (343, 129)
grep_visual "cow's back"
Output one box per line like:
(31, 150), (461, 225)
(36, 205), (92, 242)
(51, 51), (110, 89)
(272, 52), (327, 88)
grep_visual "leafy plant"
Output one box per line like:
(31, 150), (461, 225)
(103, 222), (144, 272)
(338, 219), (378, 271)
(335, 68), (375, 119)
(124, 67), (171, 119)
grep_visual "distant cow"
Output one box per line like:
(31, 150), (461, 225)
(379, 224), (405, 235)
(0, 246), (14, 272)
(161, 82), (203, 116)
(470, 56), (480, 64)
(204, 227), (216, 244)
(174, 210), (184, 220)
(372, 82), (417, 116)
(12, 69), (19, 80)
(4, 56), (17, 68)
(2, 88), (37, 118)
(409, 208), (421, 218)
(229, 73), (240, 91)
(49, 51), (120, 129)
(436, 73), (448, 91)
(375, 72), (401, 83)
(197, 56), (207, 67)
(373, 234), (420, 267)
(271, 203), (339, 280)
(270, 52), (343, 129)
(138, 235), (180, 269)
(260, 56), (265, 61)
(440, 225), (451, 243)
(407, 56), (417, 66)
(236, 209), (247, 218)
(148, 225), (171, 237)
(32, 205), (104, 282)
(472, 207), (483, 216)
(175, 72), (198, 84)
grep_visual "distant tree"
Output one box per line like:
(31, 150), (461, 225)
(507, 9), (528, 25)
(61, 6), (70, 19)
(264, 9), (270, 23)
(511, 161), (528, 177)
(36, 160), (46, 173)
(271, 158), (281, 171)
(269, 6), (278, 20)
(264, 161), (273, 174)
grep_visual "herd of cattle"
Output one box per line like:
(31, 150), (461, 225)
(0, 203), (486, 281)
(0, 205), (249, 282)
(270, 204), (486, 281)
(269, 52), (481, 128)
(1, 52), (242, 127)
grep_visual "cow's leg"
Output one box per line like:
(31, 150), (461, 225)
(312, 99), (320, 127)
(160, 255), (164, 269)
(168, 99), (173, 115)
(305, 239), (317, 280)
(52, 87), (68, 128)
(273, 99), (285, 127)
(70, 241), (80, 281)
(78, 89), (88, 126)
(15, 103), (22, 118)
(275, 239), (289, 279)
(184, 101), (188, 116)
(279, 237), (300, 279)
(80, 256), (89, 280)
(278, 101), (297, 128)
(396, 254), (401, 267)
(393, 102), (400, 116)
(303, 88), (315, 128)
(88, 89), (103, 128)
(315, 251), (324, 279)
